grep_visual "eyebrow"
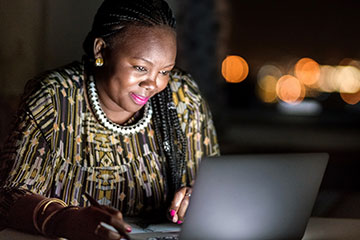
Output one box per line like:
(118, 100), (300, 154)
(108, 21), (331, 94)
(133, 57), (175, 68)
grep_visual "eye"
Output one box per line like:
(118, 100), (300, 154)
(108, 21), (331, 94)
(160, 70), (170, 76)
(134, 66), (147, 72)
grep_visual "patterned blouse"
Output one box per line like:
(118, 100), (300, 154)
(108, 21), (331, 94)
(0, 61), (220, 225)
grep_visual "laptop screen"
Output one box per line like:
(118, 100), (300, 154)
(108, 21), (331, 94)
(180, 153), (328, 240)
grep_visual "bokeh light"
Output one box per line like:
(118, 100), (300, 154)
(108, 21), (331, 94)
(254, 57), (360, 105)
(340, 90), (360, 105)
(276, 75), (305, 104)
(335, 66), (360, 94)
(257, 75), (278, 103)
(317, 65), (338, 92)
(294, 58), (320, 86)
(339, 58), (360, 69)
(339, 58), (354, 66)
(222, 55), (249, 83)
(256, 65), (282, 103)
(257, 64), (283, 81)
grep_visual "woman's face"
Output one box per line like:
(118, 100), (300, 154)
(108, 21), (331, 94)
(94, 25), (177, 117)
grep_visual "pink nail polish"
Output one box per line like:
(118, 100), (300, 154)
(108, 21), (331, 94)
(170, 210), (176, 217)
(126, 226), (132, 233)
(177, 220), (183, 224)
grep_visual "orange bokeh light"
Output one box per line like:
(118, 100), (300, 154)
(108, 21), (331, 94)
(257, 75), (278, 103)
(340, 90), (360, 105)
(276, 75), (305, 104)
(294, 58), (320, 86)
(221, 55), (249, 83)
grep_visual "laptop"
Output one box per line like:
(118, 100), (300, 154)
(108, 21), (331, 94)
(130, 153), (329, 240)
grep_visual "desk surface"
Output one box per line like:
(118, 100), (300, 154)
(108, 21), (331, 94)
(1, 217), (360, 240)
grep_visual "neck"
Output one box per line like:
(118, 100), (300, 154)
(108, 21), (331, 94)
(91, 70), (135, 125)
(101, 105), (135, 125)
(97, 83), (134, 125)
(87, 74), (153, 134)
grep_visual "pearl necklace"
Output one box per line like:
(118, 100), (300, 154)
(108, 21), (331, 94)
(87, 75), (153, 135)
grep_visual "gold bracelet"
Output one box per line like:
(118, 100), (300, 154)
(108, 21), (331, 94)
(41, 206), (80, 236)
(41, 198), (67, 215)
(33, 198), (51, 233)
(33, 198), (68, 234)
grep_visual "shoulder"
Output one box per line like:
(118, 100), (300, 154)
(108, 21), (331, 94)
(17, 61), (84, 119)
(24, 61), (84, 95)
(37, 61), (84, 90)
(169, 67), (204, 108)
(170, 67), (201, 95)
(21, 62), (84, 104)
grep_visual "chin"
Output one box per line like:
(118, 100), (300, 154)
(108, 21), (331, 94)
(128, 104), (145, 113)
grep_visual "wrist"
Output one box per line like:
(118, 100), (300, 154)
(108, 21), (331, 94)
(33, 198), (67, 235)
(47, 206), (80, 238)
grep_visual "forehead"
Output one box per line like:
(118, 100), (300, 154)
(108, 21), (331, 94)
(110, 25), (177, 56)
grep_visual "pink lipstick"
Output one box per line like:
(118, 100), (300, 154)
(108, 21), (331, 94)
(130, 93), (149, 105)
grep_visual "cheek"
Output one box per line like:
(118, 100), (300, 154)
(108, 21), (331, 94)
(157, 77), (170, 92)
(109, 72), (139, 90)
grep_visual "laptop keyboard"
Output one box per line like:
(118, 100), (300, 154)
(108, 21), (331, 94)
(147, 235), (179, 240)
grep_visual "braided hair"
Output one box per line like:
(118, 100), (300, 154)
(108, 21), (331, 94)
(83, 0), (176, 59)
(83, 0), (186, 198)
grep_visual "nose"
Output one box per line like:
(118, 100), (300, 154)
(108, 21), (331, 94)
(140, 75), (157, 91)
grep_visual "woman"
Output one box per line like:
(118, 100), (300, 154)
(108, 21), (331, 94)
(0, 0), (220, 239)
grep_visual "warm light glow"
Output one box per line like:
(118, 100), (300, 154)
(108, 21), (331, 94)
(317, 65), (337, 92)
(348, 60), (360, 69)
(256, 58), (360, 104)
(256, 65), (282, 103)
(257, 75), (278, 103)
(339, 58), (360, 68)
(222, 55), (249, 83)
(294, 58), (320, 86)
(335, 66), (360, 93)
(339, 58), (354, 66)
(276, 75), (305, 104)
(257, 65), (282, 81)
(340, 90), (360, 105)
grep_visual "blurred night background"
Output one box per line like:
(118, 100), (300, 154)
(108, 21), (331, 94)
(1, 0), (360, 218)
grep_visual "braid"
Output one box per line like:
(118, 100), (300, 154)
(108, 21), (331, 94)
(151, 85), (187, 197)
(166, 87), (187, 183)
(83, 0), (176, 58)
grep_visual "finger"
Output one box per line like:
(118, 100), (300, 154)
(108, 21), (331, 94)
(94, 223), (122, 240)
(102, 205), (121, 216)
(109, 217), (133, 234)
(96, 206), (132, 233)
(169, 187), (187, 222)
(87, 206), (131, 239)
(176, 194), (191, 224)
(102, 211), (131, 236)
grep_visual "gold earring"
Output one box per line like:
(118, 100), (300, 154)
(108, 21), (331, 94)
(95, 57), (104, 67)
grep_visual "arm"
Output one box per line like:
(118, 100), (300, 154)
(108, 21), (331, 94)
(0, 76), (132, 239)
(167, 70), (220, 223)
(175, 71), (220, 186)
(0, 82), (59, 233)
(3, 189), (132, 239)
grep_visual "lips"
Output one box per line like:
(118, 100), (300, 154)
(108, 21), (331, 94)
(130, 93), (150, 105)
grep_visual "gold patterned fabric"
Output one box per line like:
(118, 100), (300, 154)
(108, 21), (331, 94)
(0, 61), (220, 223)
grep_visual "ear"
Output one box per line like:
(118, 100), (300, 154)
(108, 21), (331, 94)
(93, 38), (106, 59)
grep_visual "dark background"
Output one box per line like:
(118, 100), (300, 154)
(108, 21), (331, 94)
(225, 0), (360, 218)
(176, 0), (360, 218)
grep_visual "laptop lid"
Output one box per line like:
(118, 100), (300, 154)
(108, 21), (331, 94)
(179, 153), (329, 240)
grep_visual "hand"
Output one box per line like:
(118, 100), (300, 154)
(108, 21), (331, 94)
(52, 205), (132, 240)
(168, 187), (192, 224)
